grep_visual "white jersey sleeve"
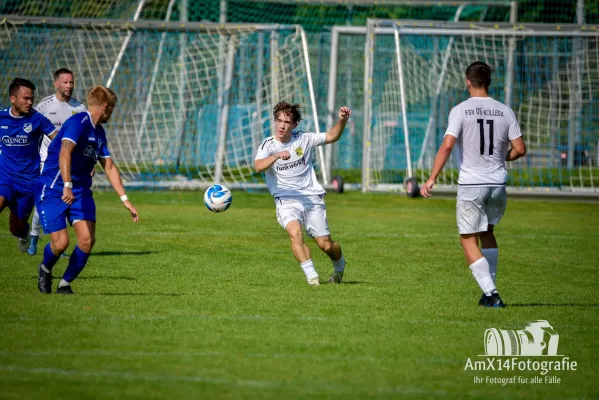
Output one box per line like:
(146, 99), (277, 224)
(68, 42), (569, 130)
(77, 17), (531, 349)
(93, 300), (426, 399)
(255, 137), (275, 160)
(507, 108), (522, 140)
(304, 132), (326, 147)
(445, 105), (463, 138)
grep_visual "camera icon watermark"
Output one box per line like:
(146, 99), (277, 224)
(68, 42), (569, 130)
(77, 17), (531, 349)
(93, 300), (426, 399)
(483, 320), (560, 356)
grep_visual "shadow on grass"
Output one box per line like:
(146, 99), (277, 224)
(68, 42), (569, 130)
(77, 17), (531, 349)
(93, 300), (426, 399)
(510, 303), (599, 307)
(76, 276), (136, 280)
(92, 251), (159, 257)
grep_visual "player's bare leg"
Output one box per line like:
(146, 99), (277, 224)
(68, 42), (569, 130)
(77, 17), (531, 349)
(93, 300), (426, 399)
(303, 244), (311, 261)
(286, 220), (319, 285)
(461, 234), (484, 265)
(56, 220), (95, 294)
(314, 235), (345, 283)
(38, 228), (69, 294)
(9, 211), (31, 253)
(461, 233), (504, 307)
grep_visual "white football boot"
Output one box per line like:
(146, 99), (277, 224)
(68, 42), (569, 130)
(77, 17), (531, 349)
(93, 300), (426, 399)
(308, 276), (320, 286)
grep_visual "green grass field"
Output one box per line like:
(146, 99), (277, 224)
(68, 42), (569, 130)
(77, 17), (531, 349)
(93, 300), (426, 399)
(1, 191), (598, 399)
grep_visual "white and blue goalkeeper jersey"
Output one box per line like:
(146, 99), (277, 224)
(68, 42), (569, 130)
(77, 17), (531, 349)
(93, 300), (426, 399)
(0, 107), (56, 187)
(41, 111), (111, 196)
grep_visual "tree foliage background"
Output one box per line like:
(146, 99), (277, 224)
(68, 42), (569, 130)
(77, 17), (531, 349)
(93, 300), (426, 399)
(0, 0), (596, 25)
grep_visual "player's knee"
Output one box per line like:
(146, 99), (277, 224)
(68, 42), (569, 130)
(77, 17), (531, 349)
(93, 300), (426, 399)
(318, 238), (335, 253)
(52, 237), (69, 254)
(78, 235), (96, 252)
(288, 229), (303, 244)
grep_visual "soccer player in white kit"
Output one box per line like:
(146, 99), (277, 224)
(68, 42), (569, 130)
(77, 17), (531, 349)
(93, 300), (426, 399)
(255, 101), (351, 286)
(421, 62), (526, 307)
(27, 68), (87, 255)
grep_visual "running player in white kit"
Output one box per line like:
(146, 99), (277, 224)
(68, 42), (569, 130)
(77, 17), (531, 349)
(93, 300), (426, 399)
(255, 101), (351, 286)
(27, 68), (87, 255)
(421, 62), (527, 307)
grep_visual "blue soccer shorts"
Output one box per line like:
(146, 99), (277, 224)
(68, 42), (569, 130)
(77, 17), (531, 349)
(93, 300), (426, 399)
(0, 176), (35, 222)
(35, 184), (96, 234)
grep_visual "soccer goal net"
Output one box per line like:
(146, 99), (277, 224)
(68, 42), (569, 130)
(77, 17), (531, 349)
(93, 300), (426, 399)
(360, 20), (599, 193)
(0, 15), (324, 189)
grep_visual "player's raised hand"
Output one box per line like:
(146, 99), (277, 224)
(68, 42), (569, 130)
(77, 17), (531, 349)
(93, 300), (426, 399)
(123, 200), (139, 222)
(275, 151), (291, 160)
(339, 106), (351, 121)
(62, 187), (74, 205)
(420, 178), (435, 198)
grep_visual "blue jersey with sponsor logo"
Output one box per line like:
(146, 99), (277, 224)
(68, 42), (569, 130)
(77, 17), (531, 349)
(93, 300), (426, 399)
(41, 112), (110, 195)
(0, 108), (56, 187)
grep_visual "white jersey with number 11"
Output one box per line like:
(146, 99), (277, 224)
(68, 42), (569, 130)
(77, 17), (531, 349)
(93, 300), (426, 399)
(444, 96), (522, 186)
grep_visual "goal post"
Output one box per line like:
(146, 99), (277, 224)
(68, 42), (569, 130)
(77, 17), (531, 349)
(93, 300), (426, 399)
(323, 0), (517, 189)
(359, 19), (599, 193)
(0, 15), (326, 190)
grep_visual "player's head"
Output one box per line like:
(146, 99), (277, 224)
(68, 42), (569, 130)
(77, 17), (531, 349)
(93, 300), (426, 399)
(9, 78), (35, 115)
(87, 85), (117, 124)
(53, 68), (74, 101)
(466, 62), (492, 91)
(273, 101), (301, 141)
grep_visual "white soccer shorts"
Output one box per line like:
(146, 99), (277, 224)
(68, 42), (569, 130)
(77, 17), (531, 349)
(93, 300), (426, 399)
(275, 195), (330, 238)
(456, 186), (507, 234)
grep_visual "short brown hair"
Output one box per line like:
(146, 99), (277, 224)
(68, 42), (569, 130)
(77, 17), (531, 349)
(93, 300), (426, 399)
(87, 85), (117, 108)
(466, 62), (492, 89)
(9, 78), (35, 97)
(273, 101), (302, 124)
(54, 68), (73, 81)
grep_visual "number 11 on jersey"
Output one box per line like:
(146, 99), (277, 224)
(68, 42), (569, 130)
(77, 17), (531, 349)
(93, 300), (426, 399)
(477, 119), (494, 156)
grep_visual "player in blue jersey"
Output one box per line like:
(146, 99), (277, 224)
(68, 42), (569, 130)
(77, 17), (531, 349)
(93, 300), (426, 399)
(35, 86), (139, 294)
(27, 68), (87, 256)
(0, 78), (57, 252)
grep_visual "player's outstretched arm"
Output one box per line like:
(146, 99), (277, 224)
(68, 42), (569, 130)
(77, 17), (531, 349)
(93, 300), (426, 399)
(99, 157), (139, 222)
(324, 107), (351, 144)
(421, 135), (456, 198)
(254, 151), (291, 173)
(59, 140), (76, 205)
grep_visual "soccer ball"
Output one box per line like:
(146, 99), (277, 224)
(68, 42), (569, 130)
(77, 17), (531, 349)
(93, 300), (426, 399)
(203, 184), (232, 212)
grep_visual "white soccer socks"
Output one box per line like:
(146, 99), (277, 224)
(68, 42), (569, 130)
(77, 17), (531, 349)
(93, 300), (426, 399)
(30, 209), (42, 237)
(300, 259), (319, 282)
(469, 257), (496, 295)
(481, 248), (498, 284)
